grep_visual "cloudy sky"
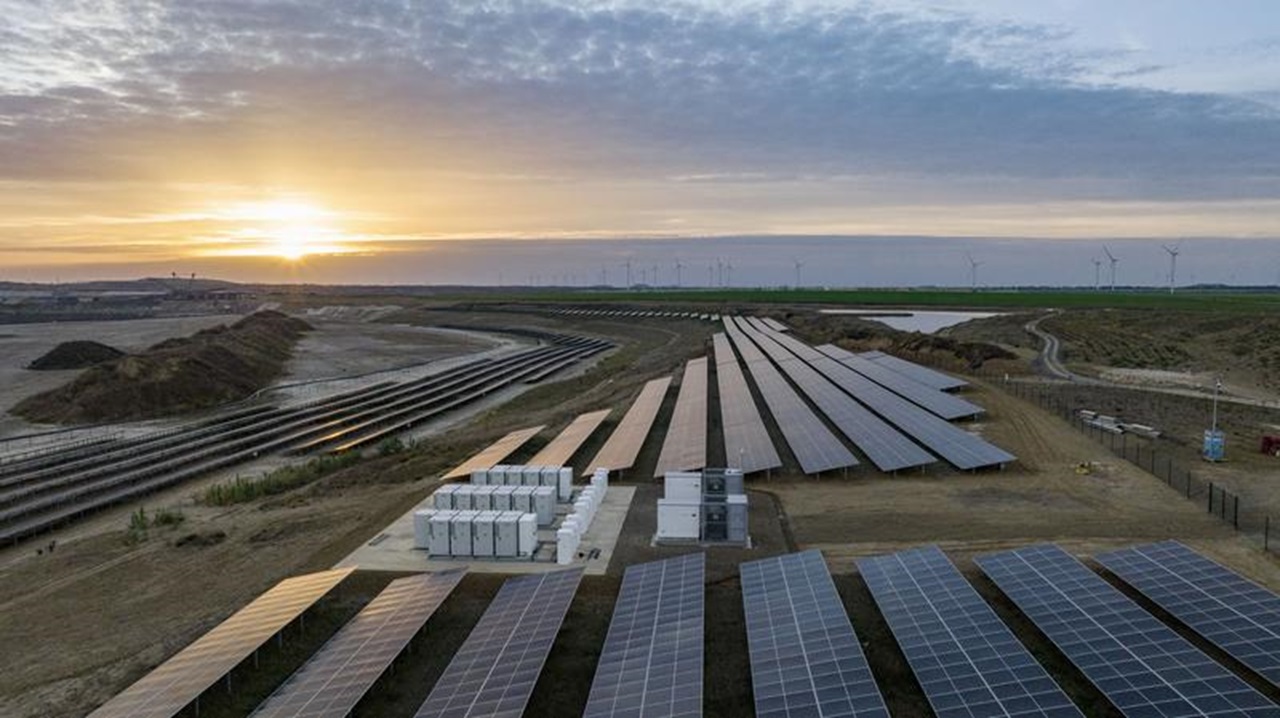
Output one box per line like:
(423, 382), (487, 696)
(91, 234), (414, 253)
(2, 0), (1278, 286)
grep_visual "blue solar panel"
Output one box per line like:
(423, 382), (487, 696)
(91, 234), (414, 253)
(858, 546), (1083, 718)
(1096, 540), (1280, 690)
(741, 550), (889, 718)
(976, 544), (1280, 718)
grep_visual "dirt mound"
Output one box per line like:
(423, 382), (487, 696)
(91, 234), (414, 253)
(27, 341), (124, 371)
(11, 311), (311, 424)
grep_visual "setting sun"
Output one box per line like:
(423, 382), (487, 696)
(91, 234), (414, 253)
(202, 199), (353, 261)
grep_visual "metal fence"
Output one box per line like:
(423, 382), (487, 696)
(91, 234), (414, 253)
(1001, 379), (1277, 556)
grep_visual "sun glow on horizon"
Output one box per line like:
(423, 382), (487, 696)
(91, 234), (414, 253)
(204, 199), (355, 261)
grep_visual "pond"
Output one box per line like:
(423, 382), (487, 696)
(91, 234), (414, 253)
(818, 309), (1004, 334)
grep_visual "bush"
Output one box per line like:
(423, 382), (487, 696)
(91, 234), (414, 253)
(201, 452), (362, 506)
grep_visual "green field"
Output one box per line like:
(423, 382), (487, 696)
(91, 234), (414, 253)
(465, 287), (1280, 311)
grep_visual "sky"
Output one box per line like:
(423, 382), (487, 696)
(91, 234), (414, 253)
(1, 0), (1278, 286)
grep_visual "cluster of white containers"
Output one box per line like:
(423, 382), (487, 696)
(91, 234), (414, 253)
(471, 464), (574, 501)
(413, 509), (538, 558)
(556, 468), (609, 565)
(431, 484), (557, 525)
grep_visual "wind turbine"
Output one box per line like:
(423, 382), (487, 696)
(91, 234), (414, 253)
(624, 259), (633, 289)
(674, 259), (683, 287)
(965, 252), (982, 292)
(1162, 244), (1180, 294)
(1092, 257), (1102, 291)
(651, 264), (658, 287)
(725, 260), (734, 288)
(1103, 246), (1118, 291)
(793, 259), (804, 289)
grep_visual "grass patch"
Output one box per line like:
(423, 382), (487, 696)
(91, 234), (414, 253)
(201, 453), (362, 506)
(126, 506), (186, 543)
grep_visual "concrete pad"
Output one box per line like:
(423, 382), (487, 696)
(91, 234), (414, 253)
(335, 486), (636, 576)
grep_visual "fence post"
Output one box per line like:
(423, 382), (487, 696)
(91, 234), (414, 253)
(1267, 516), (1271, 551)
(1208, 482), (1214, 513)
(1233, 495), (1239, 530)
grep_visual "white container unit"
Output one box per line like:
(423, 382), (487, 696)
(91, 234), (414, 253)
(450, 510), (479, 556)
(472, 511), (498, 557)
(470, 469), (489, 486)
(657, 499), (701, 540)
(490, 485), (514, 511)
(452, 485), (474, 511)
(558, 467), (574, 501)
(413, 509), (435, 549)
(532, 486), (556, 526)
(429, 510), (456, 555)
(522, 465), (543, 487)
(433, 484), (459, 509)
(540, 466), (560, 492)
(557, 527), (578, 565)
(664, 472), (703, 502)
(494, 511), (521, 557)
(517, 513), (538, 556)
(472, 485), (496, 511)
(512, 486), (535, 514)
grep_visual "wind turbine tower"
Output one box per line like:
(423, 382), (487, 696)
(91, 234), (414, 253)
(674, 259), (683, 287)
(793, 259), (804, 289)
(1092, 257), (1102, 291)
(624, 259), (632, 289)
(965, 252), (982, 292)
(1103, 246), (1118, 291)
(1162, 244), (1180, 294)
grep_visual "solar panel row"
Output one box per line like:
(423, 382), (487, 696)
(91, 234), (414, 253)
(529, 409), (611, 467)
(858, 546), (1083, 718)
(654, 358), (710, 477)
(251, 570), (466, 718)
(741, 550), (890, 718)
(89, 568), (355, 718)
(859, 352), (968, 392)
(724, 322), (858, 474)
(826, 352), (983, 420)
(712, 333), (783, 474)
(585, 553), (706, 718)
(584, 377), (673, 476)
(733, 318), (935, 472)
(444, 425), (546, 480)
(1096, 540), (1280, 690)
(415, 568), (585, 718)
(976, 544), (1279, 718)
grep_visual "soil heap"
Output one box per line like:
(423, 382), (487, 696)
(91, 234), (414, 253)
(27, 341), (124, 370)
(12, 311), (312, 424)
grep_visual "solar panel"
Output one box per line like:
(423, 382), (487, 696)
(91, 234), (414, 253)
(529, 409), (611, 467)
(88, 568), (355, 718)
(741, 550), (890, 718)
(712, 333), (782, 474)
(858, 352), (968, 392)
(654, 358), (709, 477)
(250, 570), (466, 718)
(584, 553), (705, 718)
(584, 377), (672, 476)
(724, 322), (857, 474)
(976, 544), (1280, 718)
(762, 318), (789, 332)
(1096, 540), (1280, 690)
(444, 426), (546, 480)
(733, 319), (935, 472)
(776, 340), (1012, 470)
(816, 348), (983, 420)
(414, 568), (584, 718)
(858, 546), (1083, 718)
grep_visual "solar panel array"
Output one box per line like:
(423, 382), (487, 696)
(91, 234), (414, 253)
(584, 377), (672, 476)
(712, 333), (782, 474)
(858, 546), (1083, 718)
(1096, 540), (1280, 689)
(443, 425), (546, 480)
(859, 352), (968, 392)
(584, 553), (706, 718)
(724, 321), (857, 474)
(251, 570), (466, 718)
(654, 358), (710, 477)
(741, 550), (890, 718)
(414, 567), (584, 718)
(89, 568), (355, 718)
(799, 343), (1013, 470)
(529, 409), (611, 466)
(761, 317), (789, 332)
(976, 544), (1280, 718)
(825, 351), (983, 420)
(733, 318), (935, 472)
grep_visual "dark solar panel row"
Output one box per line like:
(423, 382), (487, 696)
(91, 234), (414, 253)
(414, 568), (584, 718)
(859, 352), (969, 392)
(724, 323), (857, 474)
(826, 351), (983, 420)
(585, 553), (705, 718)
(858, 546), (1083, 718)
(733, 318), (935, 472)
(1097, 541), (1280, 690)
(741, 550), (890, 718)
(654, 358), (710, 477)
(89, 568), (355, 718)
(712, 333), (782, 474)
(251, 570), (466, 718)
(976, 544), (1279, 718)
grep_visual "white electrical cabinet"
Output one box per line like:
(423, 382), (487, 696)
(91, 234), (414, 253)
(522, 465), (543, 487)
(664, 472), (703, 502)
(452, 485), (474, 510)
(517, 514), (538, 556)
(472, 485), (496, 511)
(532, 486), (556, 525)
(433, 484), (459, 509)
(491, 485), (514, 511)
(657, 499), (701, 540)
(470, 469), (489, 486)
(472, 511), (497, 557)
(449, 510), (478, 556)
(413, 509), (434, 549)
(512, 486), (535, 514)
(429, 510), (455, 556)
(494, 511), (520, 557)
